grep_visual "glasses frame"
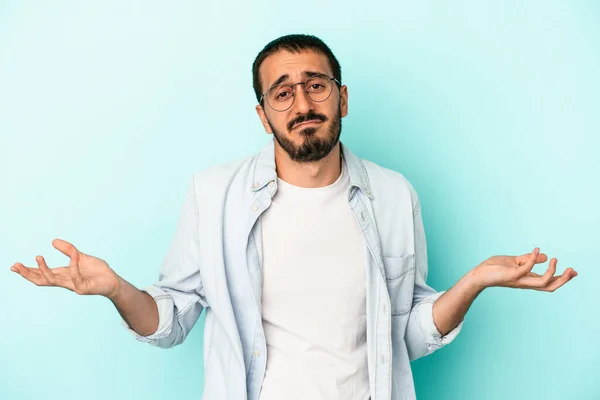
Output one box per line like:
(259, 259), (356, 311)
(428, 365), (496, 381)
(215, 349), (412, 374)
(259, 73), (342, 112)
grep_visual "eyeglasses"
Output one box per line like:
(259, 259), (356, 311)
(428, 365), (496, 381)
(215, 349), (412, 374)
(259, 73), (341, 112)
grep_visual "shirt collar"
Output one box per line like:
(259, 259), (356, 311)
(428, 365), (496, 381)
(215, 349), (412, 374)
(250, 139), (374, 200)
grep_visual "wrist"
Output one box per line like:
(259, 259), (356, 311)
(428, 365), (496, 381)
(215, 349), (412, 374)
(464, 267), (488, 294)
(107, 275), (125, 302)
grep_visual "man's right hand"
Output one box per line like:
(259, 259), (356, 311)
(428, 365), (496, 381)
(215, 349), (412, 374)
(10, 238), (122, 299)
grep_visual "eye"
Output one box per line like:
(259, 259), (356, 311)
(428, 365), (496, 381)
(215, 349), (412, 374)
(271, 86), (293, 102)
(306, 77), (329, 92)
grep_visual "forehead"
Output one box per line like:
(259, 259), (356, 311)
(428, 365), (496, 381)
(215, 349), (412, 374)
(260, 49), (332, 89)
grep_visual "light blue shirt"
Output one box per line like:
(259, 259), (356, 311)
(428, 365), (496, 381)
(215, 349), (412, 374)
(123, 139), (464, 400)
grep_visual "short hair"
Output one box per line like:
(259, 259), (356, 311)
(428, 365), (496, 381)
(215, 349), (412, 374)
(252, 34), (342, 104)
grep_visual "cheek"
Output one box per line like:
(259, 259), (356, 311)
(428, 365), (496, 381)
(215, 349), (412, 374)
(268, 114), (292, 132)
(325, 105), (340, 121)
(263, 110), (282, 127)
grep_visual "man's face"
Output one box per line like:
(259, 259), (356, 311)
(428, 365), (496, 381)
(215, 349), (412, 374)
(255, 50), (348, 163)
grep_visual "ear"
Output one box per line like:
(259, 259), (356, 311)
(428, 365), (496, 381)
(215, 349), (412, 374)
(339, 85), (349, 118)
(255, 104), (274, 134)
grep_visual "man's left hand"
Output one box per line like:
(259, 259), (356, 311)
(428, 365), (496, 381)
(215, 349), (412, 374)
(472, 247), (578, 291)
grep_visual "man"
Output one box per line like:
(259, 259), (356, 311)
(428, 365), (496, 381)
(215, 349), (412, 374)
(10, 34), (577, 400)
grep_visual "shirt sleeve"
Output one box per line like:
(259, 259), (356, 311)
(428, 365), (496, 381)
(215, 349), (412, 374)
(404, 188), (464, 361)
(121, 175), (209, 348)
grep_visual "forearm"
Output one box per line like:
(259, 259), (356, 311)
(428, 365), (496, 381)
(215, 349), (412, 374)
(432, 268), (485, 336)
(108, 276), (159, 337)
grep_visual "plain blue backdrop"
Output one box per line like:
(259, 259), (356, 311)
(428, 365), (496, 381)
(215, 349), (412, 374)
(1, 1), (598, 399)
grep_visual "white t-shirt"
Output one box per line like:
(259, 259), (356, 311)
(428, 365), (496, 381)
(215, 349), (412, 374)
(258, 159), (370, 400)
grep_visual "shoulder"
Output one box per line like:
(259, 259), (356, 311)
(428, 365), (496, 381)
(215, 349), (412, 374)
(191, 154), (255, 188)
(360, 158), (420, 211)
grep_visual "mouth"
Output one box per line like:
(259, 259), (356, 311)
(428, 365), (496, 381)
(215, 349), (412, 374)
(292, 120), (322, 130)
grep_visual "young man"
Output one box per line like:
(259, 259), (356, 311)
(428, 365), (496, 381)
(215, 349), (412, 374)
(10, 34), (577, 400)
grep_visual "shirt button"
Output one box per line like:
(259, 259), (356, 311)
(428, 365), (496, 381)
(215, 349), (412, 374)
(268, 181), (275, 189)
(252, 204), (258, 212)
(380, 355), (385, 364)
(382, 304), (387, 313)
(254, 350), (260, 357)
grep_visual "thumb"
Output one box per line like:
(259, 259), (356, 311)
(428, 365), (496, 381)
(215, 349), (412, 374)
(515, 248), (539, 278)
(52, 238), (79, 258)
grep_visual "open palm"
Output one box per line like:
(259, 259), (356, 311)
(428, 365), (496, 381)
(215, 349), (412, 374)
(475, 247), (578, 291)
(10, 238), (121, 298)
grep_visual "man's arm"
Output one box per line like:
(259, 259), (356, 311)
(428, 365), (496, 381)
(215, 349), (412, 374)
(430, 270), (482, 337)
(9, 238), (162, 337)
(109, 276), (159, 337)
(10, 176), (208, 348)
(432, 247), (578, 336)
(119, 175), (209, 348)
(403, 184), (577, 360)
(403, 196), (465, 361)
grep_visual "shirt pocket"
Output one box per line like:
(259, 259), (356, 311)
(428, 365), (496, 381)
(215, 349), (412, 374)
(383, 254), (416, 316)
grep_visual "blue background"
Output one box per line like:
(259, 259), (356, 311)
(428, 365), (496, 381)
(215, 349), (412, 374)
(1, 1), (598, 399)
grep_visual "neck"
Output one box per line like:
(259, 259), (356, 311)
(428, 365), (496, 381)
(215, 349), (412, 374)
(274, 141), (342, 188)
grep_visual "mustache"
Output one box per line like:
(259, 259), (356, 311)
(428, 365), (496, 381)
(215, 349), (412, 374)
(288, 112), (327, 131)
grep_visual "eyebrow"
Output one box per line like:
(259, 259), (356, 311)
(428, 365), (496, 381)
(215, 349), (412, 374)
(268, 70), (326, 89)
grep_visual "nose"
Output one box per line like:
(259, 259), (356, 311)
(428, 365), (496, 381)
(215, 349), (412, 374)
(290, 83), (314, 115)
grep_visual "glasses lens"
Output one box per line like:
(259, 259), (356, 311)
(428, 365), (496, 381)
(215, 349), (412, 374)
(305, 75), (333, 102)
(265, 75), (334, 111)
(267, 85), (294, 111)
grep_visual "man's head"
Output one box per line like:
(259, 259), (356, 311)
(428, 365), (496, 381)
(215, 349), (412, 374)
(253, 34), (348, 163)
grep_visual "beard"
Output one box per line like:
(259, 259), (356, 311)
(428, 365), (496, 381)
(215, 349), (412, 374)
(267, 106), (342, 163)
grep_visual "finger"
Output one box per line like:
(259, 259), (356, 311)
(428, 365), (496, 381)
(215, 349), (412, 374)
(14, 264), (72, 276)
(11, 262), (43, 277)
(11, 262), (49, 286)
(13, 262), (76, 290)
(525, 272), (543, 278)
(518, 258), (558, 288)
(515, 251), (548, 266)
(538, 257), (558, 285)
(540, 268), (577, 292)
(36, 255), (57, 285)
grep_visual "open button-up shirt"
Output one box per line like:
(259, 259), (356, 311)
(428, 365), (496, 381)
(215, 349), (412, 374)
(123, 139), (464, 400)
